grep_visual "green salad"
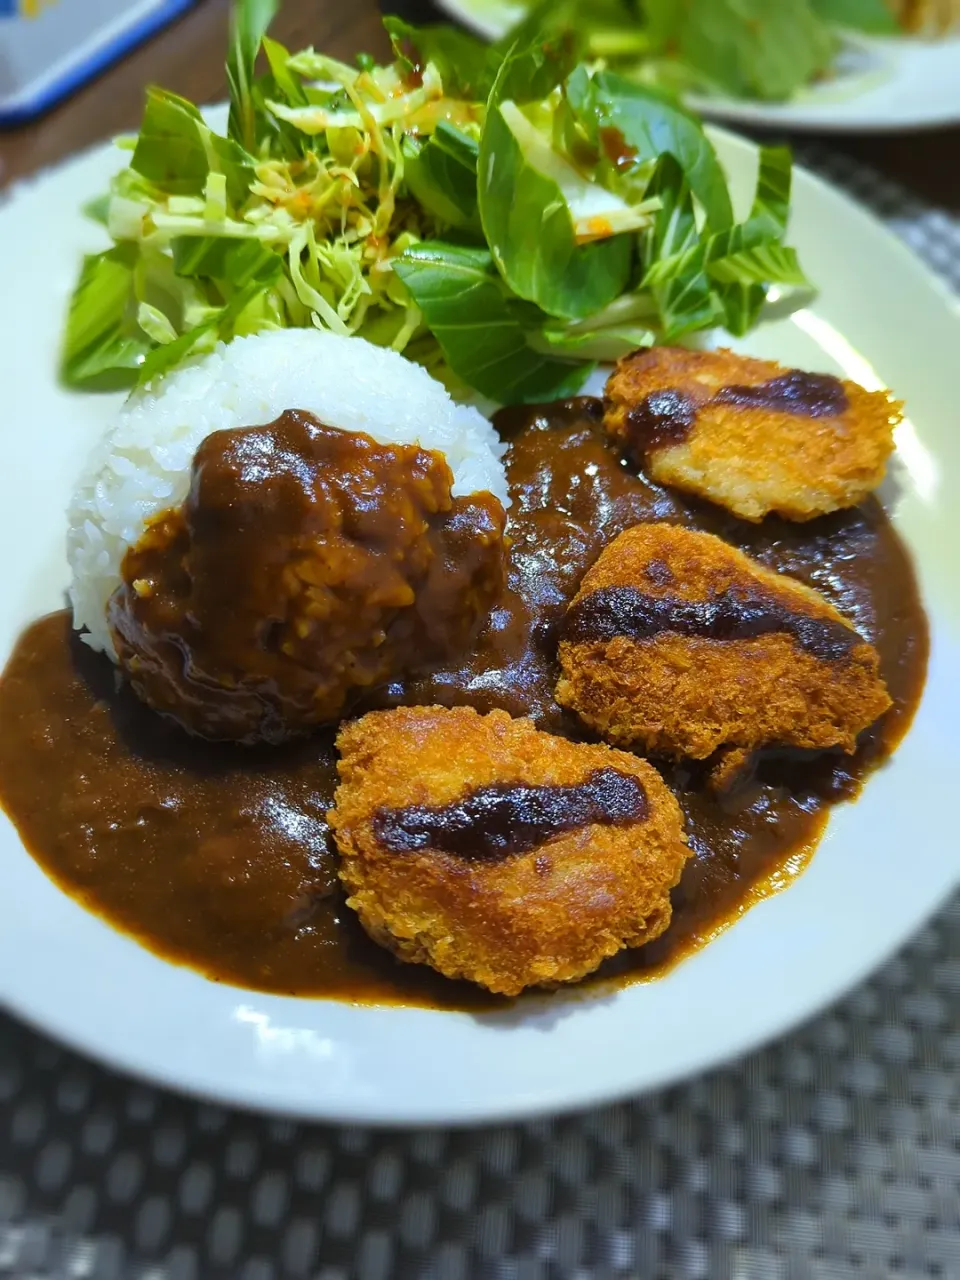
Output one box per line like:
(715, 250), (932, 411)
(62, 0), (810, 404)
(503, 0), (900, 103)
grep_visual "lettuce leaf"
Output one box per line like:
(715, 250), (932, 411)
(261, 34), (307, 107)
(491, 0), (588, 101)
(479, 103), (635, 320)
(504, 0), (897, 105)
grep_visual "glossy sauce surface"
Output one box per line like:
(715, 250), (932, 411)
(0, 400), (928, 1007)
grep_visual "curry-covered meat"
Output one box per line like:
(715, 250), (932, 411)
(331, 705), (689, 997)
(603, 347), (899, 522)
(109, 410), (506, 745)
(556, 523), (892, 761)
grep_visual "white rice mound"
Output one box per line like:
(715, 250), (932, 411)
(68, 328), (510, 661)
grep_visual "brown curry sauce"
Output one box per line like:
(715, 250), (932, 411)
(0, 399), (928, 1008)
(110, 409), (506, 745)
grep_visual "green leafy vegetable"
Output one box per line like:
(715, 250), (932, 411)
(705, 147), (808, 334)
(403, 124), (481, 233)
(641, 155), (722, 340)
(226, 0), (280, 151)
(394, 242), (589, 402)
(641, 146), (811, 338)
(136, 279), (271, 384)
(170, 236), (282, 287)
(491, 1), (586, 103)
(810, 0), (898, 33)
(61, 0), (812, 402)
(579, 71), (734, 229)
(479, 57), (639, 321)
(505, 0), (902, 105)
(703, 149), (807, 292)
(82, 194), (111, 226)
(62, 245), (152, 384)
(132, 87), (252, 208)
(643, 0), (836, 102)
(383, 16), (497, 101)
(261, 34), (307, 107)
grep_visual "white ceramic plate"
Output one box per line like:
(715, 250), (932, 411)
(0, 129), (957, 1127)
(438, 0), (960, 132)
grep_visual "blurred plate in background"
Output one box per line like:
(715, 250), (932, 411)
(437, 0), (960, 133)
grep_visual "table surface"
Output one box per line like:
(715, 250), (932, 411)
(1, 0), (960, 201)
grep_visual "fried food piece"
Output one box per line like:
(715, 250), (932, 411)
(110, 411), (506, 744)
(604, 347), (900, 522)
(331, 706), (689, 997)
(556, 523), (892, 760)
(892, 0), (960, 33)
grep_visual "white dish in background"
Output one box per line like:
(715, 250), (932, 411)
(437, 0), (960, 133)
(0, 128), (957, 1126)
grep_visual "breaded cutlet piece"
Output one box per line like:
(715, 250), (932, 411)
(331, 706), (689, 997)
(556, 523), (892, 760)
(604, 347), (900, 522)
(892, 0), (960, 33)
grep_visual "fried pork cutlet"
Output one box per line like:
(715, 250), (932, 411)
(604, 347), (900, 522)
(556, 523), (892, 762)
(331, 706), (689, 997)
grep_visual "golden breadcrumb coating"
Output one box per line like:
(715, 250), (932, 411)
(604, 347), (900, 522)
(556, 523), (892, 760)
(892, 0), (960, 33)
(331, 706), (689, 997)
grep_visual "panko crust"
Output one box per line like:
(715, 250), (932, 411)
(330, 706), (689, 997)
(604, 347), (900, 522)
(556, 523), (892, 760)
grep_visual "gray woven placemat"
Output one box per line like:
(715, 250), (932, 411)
(1, 150), (958, 1280)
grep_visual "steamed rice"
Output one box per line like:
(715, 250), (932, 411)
(68, 329), (510, 660)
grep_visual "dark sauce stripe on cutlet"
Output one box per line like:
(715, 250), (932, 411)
(372, 768), (648, 860)
(713, 372), (848, 417)
(625, 390), (697, 453)
(562, 585), (861, 662)
(624, 371), (849, 456)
